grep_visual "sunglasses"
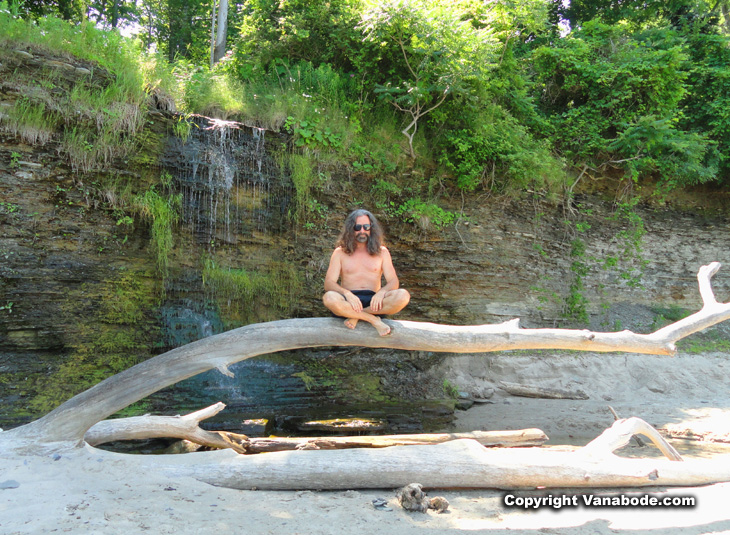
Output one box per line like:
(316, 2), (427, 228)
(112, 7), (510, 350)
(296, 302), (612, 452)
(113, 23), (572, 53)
(354, 224), (371, 231)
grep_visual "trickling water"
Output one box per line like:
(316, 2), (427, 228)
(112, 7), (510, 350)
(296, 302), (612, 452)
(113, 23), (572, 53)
(159, 300), (224, 349)
(161, 116), (291, 244)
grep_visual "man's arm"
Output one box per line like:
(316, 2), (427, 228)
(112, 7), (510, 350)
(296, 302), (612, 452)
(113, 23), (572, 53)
(370, 246), (399, 312)
(324, 248), (364, 312)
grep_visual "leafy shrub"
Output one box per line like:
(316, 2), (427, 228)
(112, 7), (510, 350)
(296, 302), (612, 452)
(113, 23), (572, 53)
(393, 199), (455, 230)
(440, 104), (565, 194)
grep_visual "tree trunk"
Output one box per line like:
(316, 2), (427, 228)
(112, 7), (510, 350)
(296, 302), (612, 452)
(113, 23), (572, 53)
(104, 418), (730, 491)
(4, 262), (730, 447)
(499, 381), (589, 400)
(83, 406), (548, 452)
(213, 0), (228, 65)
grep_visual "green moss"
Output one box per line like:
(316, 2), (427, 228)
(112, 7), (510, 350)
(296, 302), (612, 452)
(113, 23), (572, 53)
(28, 270), (160, 414)
(129, 129), (167, 169)
(651, 305), (691, 329)
(676, 328), (730, 354)
(344, 373), (389, 402)
(202, 257), (303, 327)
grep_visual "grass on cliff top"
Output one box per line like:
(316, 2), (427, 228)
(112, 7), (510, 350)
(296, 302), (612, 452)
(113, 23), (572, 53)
(0, 3), (181, 107)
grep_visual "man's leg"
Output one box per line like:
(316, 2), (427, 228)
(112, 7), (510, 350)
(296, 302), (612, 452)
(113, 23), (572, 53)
(369, 288), (410, 315)
(322, 291), (393, 336)
(347, 288), (410, 330)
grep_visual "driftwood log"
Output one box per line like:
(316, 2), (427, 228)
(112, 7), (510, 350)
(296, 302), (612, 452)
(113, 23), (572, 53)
(84, 403), (548, 452)
(100, 417), (730, 491)
(2, 262), (730, 490)
(499, 381), (589, 400)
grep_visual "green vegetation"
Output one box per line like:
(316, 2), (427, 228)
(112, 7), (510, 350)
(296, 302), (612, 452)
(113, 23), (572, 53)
(5, 0), (730, 228)
(29, 270), (160, 413)
(442, 379), (459, 399)
(2, 98), (56, 145)
(134, 187), (181, 278)
(202, 257), (303, 327)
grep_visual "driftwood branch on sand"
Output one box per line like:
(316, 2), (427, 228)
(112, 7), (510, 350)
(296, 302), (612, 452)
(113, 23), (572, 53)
(2, 262), (730, 490)
(84, 403), (548, 453)
(106, 416), (730, 491)
(499, 381), (589, 400)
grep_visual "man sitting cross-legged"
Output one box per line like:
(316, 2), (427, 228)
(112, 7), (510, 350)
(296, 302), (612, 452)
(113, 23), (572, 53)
(322, 209), (410, 336)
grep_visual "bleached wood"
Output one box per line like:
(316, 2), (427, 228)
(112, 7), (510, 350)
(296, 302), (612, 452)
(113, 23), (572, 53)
(579, 417), (683, 461)
(216, 429), (547, 453)
(4, 263), (730, 457)
(84, 403), (248, 454)
(84, 405), (547, 452)
(130, 434), (730, 490)
(499, 381), (589, 400)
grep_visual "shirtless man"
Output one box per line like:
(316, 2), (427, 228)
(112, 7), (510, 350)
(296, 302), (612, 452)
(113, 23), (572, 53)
(322, 209), (410, 336)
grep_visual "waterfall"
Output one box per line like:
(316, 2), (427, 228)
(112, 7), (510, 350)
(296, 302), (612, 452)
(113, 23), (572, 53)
(162, 116), (291, 244)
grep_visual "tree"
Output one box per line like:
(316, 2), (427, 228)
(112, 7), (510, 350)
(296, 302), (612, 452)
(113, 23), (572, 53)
(8, 0), (87, 21)
(211, 0), (228, 66)
(530, 20), (719, 187)
(358, 0), (498, 158)
(87, 0), (138, 29)
(232, 0), (362, 77)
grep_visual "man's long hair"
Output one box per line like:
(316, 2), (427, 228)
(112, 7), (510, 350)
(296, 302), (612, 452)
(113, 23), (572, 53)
(336, 209), (383, 255)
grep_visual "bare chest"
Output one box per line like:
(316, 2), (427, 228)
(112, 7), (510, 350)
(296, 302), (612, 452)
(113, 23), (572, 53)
(340, 251), (383, 283)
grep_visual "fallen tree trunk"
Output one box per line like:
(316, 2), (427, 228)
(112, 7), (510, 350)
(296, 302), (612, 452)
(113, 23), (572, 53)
(241, 428), (548, 453)
(119, 418), (729, 490)
(85, 404), (548, 453)
(499, 381), (589, 400)
(4, 262), (729, 448)
(84, 402), (248, 454)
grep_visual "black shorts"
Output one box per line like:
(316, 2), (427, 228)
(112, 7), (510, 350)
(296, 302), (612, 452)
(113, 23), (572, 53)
(350, 289), (376, 309)
(332, 289), (376, 317)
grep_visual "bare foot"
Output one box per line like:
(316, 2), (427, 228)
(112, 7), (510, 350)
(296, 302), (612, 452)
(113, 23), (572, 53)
(344, 318), (359, 329)
(373, 319), (391, 337)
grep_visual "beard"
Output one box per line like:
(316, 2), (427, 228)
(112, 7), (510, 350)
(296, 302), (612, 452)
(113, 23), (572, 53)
(356, 233), (369, 243)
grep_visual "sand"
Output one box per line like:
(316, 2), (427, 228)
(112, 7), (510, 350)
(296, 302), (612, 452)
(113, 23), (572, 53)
(3, 351), (730, 534)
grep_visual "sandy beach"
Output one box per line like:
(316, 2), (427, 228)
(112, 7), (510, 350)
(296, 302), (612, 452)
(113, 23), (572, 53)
(3, 351), (730, 534)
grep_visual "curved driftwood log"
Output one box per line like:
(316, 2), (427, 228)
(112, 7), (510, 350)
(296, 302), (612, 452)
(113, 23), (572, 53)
(84, 402), (250, 454)
(4, 262), (730, 449)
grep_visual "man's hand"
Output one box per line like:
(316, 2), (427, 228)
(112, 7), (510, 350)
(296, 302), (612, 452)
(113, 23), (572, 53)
(370, 291), (386, 313)
(344, 291), (363, 313)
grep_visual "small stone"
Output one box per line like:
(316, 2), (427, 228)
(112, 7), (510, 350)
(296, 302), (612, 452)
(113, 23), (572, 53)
(45, 59), (75, 71)
(0, 480), (20, 489)
(18, 161), (42, 168)
(428, 496), (450, 514)
(372, 497), (392, 511)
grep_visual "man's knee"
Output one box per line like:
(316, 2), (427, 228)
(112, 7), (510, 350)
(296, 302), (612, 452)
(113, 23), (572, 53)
(389, 288), (410, 311)
(323, 291), (343, 309)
